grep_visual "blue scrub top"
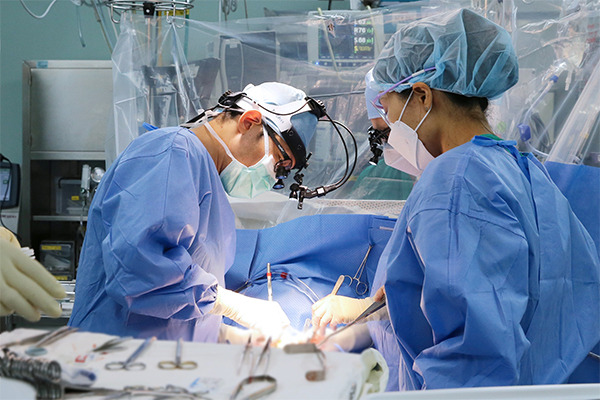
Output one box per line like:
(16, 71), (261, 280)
(69, 127), (236, 342)
(380, 135), (600, 390)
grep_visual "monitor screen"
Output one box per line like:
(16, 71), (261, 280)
(219, 31), (279, 92)
(318, 18), (377, 62)
(307, 11), (384, 68)
(0, 162), (20, 208)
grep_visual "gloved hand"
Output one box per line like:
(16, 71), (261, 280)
(0, 227), (20, 247)
(312, 294), (375, 337)
(317, 324), (373, 353)
(0, 238), (66, 321)
(218, 323), (266, 346)
(373, 286), (386, 302)
(210, 286), (290, 340)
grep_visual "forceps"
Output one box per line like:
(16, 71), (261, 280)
(340, 245), (372, 296)
(92, 336), (132, 353)
(158, 338), (197, 370)
(237, 336), (254, 375)
(105, 336), (156, 371)
(25, 326), (79, 356)
(251, 337), (271, 376)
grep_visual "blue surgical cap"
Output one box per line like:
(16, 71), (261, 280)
(371, 8), (518, 100)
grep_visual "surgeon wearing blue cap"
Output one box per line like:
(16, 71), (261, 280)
(312, 8), (600, 390)
(70, 82), (321, 343)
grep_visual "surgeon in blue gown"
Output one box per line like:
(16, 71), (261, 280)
(312, 8), (600, 390)
(69, 82), (319, 342)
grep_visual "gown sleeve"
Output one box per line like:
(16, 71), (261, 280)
(405, 175), (533, 388)
(100, 143), (220, 320)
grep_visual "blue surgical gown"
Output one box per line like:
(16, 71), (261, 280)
(368, 261), (401, 391)
(380, 135), (600, 390)
(68, 127), (236, 342)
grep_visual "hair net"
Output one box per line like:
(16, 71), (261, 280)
(371, 8), (518, 100)
(242, 82), (317, 148)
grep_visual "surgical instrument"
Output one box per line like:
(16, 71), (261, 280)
(309, 275), (346, 343)
(230, 375), (277, 400)
(331, 275), (345, 296)
(1, 348), (63, 399)
(341, 245), (372, 296)
(1, 330), (54, 349)
(105, 336), (156, 371)
(267, 263), (273, 302)
(237, 336), (254, 375)
(25, 326), (79, 356)
(92, 336), (132, 354)
(231, 338), (275, 399)
(283, 343), (326, 381)
(317, 300), (386, 347)
(158, 338), (198, 370)
(252, 337), (272, 376)
(76, 336), (132, 363)
(235, 268), (320, 304)
(67, 385), (209, 399)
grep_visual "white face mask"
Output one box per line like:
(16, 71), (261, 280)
(383, 144), (423, 177)
(384, 90), (435, 177)
(205, 121), (277, 198)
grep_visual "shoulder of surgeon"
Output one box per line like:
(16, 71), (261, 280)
(408, 137), (526, 210)
(119, 126), (208, 162)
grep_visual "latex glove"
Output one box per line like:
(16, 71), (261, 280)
(0, 238), (66, 321)
(373, 286), (386, 302)
(317, 323), (373, 353)
(0, 227), (20, 247)
(312, 294), (374, 337)
(218, 323), (266, 346)
(210, 286), (290, 340)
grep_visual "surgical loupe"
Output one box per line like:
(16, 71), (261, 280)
(367, 125), (390, 165)
(183, 89), (358, 210)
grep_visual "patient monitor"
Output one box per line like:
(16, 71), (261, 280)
(307, 10), (384, 68)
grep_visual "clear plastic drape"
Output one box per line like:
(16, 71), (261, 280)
(108, 0), (599, 227)
(498, 1), (600, 165)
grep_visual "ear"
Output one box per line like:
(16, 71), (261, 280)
(238, 110), (263, 133)
(412, 82), (433, 111)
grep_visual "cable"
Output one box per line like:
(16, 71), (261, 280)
(242, 95), (315, 117)
(76, 3), (87, 48)
(19, 0), (58, 19)
(289, 115), (357, 208)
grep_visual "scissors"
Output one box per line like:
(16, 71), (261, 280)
(158, 338), (197, 370)
(105, 336), (156, 371)
(341, 245), (372, 296)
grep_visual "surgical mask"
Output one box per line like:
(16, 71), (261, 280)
(383, 144), (423, 177)
(205, 121), (277, 198)
(384, 90), (434, 177)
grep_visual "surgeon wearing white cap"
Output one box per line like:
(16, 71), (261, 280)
(69, 82), (322, 343)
